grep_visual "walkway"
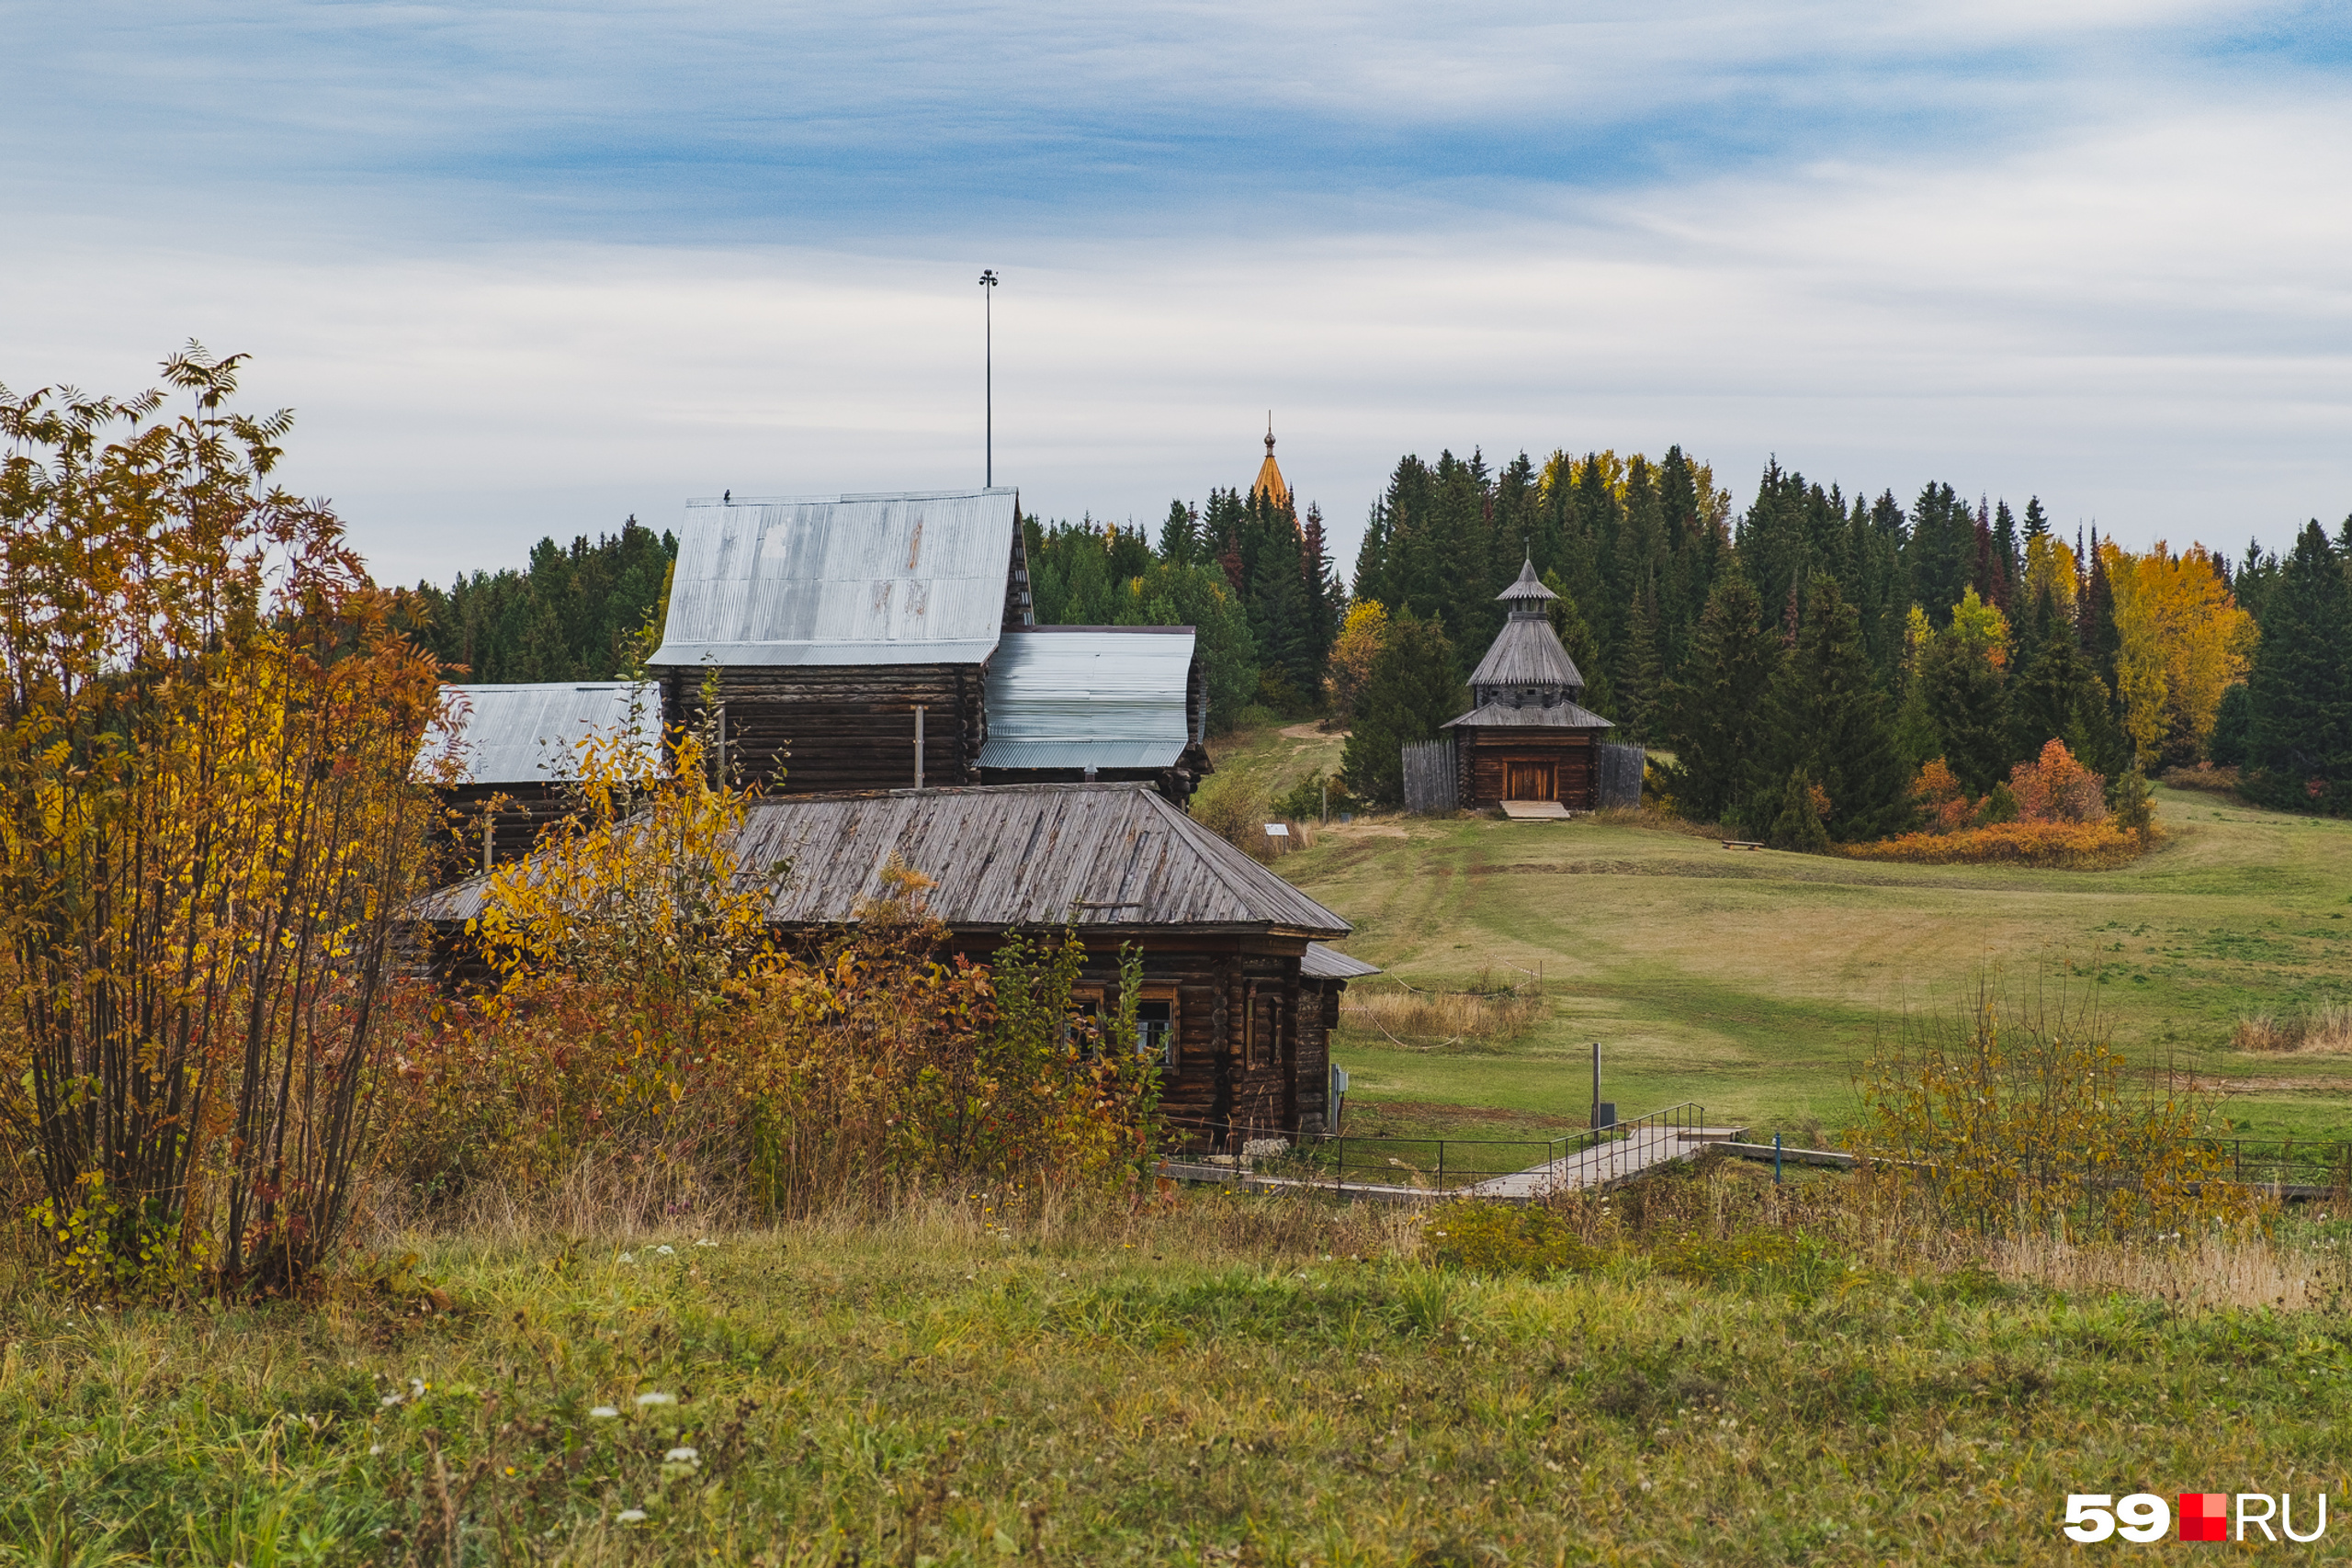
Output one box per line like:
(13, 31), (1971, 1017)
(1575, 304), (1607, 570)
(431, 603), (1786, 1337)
(1465, 1122), (1748, 1197)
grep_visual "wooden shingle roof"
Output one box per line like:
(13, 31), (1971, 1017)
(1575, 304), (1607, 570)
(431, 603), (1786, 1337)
(416, 783), (1350, 939)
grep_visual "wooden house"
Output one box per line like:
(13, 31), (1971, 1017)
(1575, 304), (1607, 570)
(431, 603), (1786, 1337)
(414, 782), (1369, 1147)
(643, 490), (1211, 801)
(428, 682), (660, 876)
(1442, 559), (1616, 809)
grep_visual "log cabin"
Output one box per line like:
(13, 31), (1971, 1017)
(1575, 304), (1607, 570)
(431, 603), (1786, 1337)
(641, 490), (1211, 801)
(1442, 559), (1616, 809)
(428, 681), (661, 877)
(414, 782), (1369, 1148)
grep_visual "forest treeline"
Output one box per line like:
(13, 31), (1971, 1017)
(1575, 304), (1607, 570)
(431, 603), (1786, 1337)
(408, 519), (676, 683)
(400, 446), (2349, 830)
(1032, 446), (2351, 830)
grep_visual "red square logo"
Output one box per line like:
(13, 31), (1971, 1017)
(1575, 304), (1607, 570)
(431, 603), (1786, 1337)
(2179, 1493), (2228, 1541)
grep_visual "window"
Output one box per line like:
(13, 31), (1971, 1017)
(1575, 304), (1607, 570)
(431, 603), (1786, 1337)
(1136, 999), (1174, 1065)
(1066, 987), (1104, 1055)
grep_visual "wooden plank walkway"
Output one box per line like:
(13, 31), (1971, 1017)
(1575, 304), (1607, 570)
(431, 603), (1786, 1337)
(1465, 1124), (1747, 1198)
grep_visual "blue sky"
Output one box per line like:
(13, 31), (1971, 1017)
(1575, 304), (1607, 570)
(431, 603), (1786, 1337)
(6, 1), (2351, 582)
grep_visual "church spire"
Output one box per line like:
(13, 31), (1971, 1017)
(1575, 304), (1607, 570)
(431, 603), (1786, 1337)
(1250, 412), (1292, 511)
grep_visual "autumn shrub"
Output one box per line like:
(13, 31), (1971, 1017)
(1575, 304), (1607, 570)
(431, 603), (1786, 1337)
(1837, 819), (2144, 868)
(1190, 773), (1274, 861)
(1339, 982), (1541, 1046)
(1849, 983), (2261, 1240)
(2162, 763), (2242, 794)
(0, 350), (443, 1299)
(388, 728), (1164, 1220)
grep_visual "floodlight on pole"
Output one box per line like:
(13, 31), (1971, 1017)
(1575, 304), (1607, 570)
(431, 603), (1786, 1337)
(978, 269), (1000, 487)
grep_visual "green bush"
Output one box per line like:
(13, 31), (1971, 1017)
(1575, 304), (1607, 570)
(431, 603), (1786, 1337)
(1425, 1201), (1600, 1276)
(1272, 769), (1352, 821)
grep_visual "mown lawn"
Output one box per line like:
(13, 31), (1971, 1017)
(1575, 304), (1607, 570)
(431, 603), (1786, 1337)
(1243, 756), (2352, 1143)
(10, 1180), (2352, 1566)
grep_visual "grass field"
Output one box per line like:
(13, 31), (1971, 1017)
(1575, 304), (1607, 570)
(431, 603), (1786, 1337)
(12, 1181), (2352, 1567)
(1205, 724), (2352, 1145)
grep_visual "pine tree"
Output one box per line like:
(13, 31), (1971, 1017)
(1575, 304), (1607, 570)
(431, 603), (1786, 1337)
(1659, 569), (1777, 823)
(1767, 767), (1831, 852)
(2209, 682), (2253, 768)
(2243, 520), (2352, 812)
(1340, 611), (1465, 807)
(2022, 496), (2051, 544)
(2080, 531), (2121, 685)
(1756, 576), (1912, 841)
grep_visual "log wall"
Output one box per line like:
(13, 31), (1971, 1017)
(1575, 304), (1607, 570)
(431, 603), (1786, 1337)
(652, 663), (983, 794)
(1454, 728), (1599, 809)
(431, 782), (579, 884)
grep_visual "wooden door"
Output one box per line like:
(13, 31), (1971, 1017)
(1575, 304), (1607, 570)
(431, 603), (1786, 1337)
(1505, 760), (1555, 800)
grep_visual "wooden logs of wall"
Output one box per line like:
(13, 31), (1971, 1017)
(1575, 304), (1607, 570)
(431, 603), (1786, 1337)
(653, 663), (981, 794)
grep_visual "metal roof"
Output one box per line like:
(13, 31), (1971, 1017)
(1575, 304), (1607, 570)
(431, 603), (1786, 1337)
(1301, 943), (1382, 980)
(978, 626), (1200, 772)
(431, 682), (662, 784)
(1467, 615), (1586, 691)
(647, 489), (1020, 668)
(1442, 699), (1614, 730)
(416, 783), (1351, 939)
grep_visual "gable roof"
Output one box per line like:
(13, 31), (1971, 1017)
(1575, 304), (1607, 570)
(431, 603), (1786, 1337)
(415, 783), (1351, 939)
(978, 626), (1204, 771)
(432, 682), (660, 785)
(647, 489), (1021, 669)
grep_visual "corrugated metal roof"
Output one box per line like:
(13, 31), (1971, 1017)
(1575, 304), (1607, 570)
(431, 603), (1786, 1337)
(647, 489), (1019, 668)
(1442, 699), (1614, 729)
(1301, 943), (1381, 979)
(416, 783), (1351, 938)
(978, 626), (1199, 772)
(431, 682), (661, 784)
(1467, 616), (1586, 691)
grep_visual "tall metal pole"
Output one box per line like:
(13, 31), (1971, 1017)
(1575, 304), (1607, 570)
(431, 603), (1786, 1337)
(1591, 1041), (1600, 1132)
(978, 269), (1000, 486)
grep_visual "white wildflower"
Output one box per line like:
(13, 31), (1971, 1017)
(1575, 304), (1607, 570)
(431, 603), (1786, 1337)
(616, 1508), (649, 1524)
(655, 1245), (675, 1257)
(588, 1405), (619, 1419)
(635, 1392), (676, 1407)
(664, 1447), (699, 1464)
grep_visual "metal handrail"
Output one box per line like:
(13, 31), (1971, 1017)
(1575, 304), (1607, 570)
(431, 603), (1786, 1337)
(1158, 1101), (1713, 1194)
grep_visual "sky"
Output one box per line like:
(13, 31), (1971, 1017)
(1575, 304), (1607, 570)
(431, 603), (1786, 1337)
(5, 1), (2351, 585)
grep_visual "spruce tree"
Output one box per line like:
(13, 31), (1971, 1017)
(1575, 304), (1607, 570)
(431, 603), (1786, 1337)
(1660, 569), (1778, 824)
(1756, 576), (1912, 841)
(1922, 626), (2013, 796)
(1157, 500), (1199, 568)
(1541, 569), (1614, 718)
(1615, 580), (1665, 740)
(2209, 683), (2252, 768)
(1340, 611), (1465, 807)
(2244, 520), (2352, 813)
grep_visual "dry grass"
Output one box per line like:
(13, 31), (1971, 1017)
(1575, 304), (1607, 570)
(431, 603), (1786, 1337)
(1340, 980), (1544, 1047)
(2233, 1004), (2352, 1054)
(2162, 763), (2243, 794)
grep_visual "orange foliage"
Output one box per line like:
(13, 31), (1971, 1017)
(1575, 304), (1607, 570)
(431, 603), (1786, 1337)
(2009, 738), (2106, 824)
(1838, 820), (2143, 869)
(1911, 759), (1974, 835)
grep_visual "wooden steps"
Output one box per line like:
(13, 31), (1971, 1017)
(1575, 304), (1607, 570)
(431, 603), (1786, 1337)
(1498, 799), (1572, 820)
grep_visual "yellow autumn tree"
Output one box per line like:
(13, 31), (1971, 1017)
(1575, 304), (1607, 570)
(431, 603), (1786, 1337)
(2103, 539), (2254, 765)
(2021, 533), (2077, 617)
(1323, 600), (1389, 725)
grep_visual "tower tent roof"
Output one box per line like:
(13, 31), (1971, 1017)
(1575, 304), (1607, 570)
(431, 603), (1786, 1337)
(1250, 416), (1292, 511)
(1496, 557), (1558, 606)
(1467, 616), (1585, 691)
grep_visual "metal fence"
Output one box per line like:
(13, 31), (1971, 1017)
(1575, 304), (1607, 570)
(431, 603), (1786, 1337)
(1596, 742), (1645, 809)
(1163, 1101), (1713, 1197)
(1402, 739), (1457, 815)
(2200, 1136), (2352, 1195)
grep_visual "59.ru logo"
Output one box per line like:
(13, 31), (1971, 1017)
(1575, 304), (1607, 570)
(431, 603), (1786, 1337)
(2064, 1494), (2328, 1543)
